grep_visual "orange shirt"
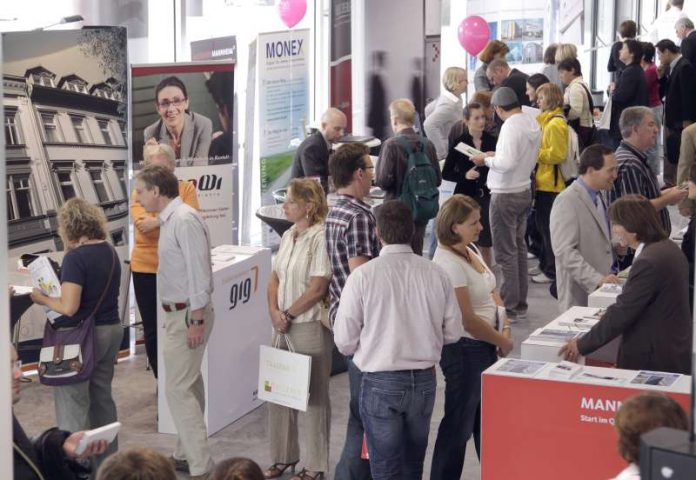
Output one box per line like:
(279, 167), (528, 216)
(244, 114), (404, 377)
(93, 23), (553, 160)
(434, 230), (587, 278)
(130, 180), (200, 273)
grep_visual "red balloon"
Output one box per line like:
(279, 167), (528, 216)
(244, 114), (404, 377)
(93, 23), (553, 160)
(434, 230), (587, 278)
(458, 16), (491, 56)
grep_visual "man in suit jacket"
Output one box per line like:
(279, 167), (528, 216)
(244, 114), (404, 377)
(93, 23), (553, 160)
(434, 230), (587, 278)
(560, 196), (692, 375)
(656, 39), (696, 184)
(550, 145), (620, 312)
(423, 66), (467, 160)
(290, 108), (347, 193)
(486, 59), (531, 107)
(678, 122), (696, 213)
(676, 16), (696, 65)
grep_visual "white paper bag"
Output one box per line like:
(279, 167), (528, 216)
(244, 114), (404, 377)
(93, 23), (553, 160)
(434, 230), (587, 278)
(258, 335), (312, 411)
(598, 97), (612, 131)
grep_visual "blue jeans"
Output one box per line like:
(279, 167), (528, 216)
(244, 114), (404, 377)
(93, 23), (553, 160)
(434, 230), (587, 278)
(335, 358), (372, 480)
(360, 369), (436, 480)
(430, 338), (498, 480)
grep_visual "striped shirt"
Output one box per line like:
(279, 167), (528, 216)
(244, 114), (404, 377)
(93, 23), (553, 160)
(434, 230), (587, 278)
(325, 194), (381, 325)
(611, 141), (670, 231)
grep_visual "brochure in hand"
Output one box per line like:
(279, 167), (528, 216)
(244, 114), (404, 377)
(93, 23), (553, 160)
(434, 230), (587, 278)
(454, 142), (484, 158)
(27, 256), (62, 323)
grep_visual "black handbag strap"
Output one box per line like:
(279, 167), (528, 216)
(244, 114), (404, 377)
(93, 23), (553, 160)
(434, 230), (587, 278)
(87, 244), (117, 319)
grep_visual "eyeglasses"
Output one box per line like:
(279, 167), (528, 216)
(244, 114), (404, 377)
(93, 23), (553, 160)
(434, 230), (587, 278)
(157, 98), (186, 109)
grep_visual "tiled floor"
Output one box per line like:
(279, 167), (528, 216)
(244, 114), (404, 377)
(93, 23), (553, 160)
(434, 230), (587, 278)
(14, 254), (562, 480)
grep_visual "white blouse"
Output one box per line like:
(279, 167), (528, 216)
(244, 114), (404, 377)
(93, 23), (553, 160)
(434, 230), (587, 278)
(274, 223), (332, 324)
(432, 245), (497, 338)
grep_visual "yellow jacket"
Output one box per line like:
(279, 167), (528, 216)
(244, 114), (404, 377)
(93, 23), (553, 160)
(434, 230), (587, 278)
(535, 107), (568, 193)
(130, 180), (200, 273)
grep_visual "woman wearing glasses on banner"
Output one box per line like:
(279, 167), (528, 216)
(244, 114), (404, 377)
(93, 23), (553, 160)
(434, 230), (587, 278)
(144, 75), (213, 166)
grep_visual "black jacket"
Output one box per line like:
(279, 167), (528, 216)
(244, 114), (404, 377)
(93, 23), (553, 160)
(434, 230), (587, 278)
(289, 131), (331, 192)
(680, 31), (696, 67)
(13, 414), (84, 480)
(502, 68), (531, 107)
(610, 63), (649, 138)
(442, 123), (497, 197)
(577, 240), (692, 374)
(659, 56), (696, 129)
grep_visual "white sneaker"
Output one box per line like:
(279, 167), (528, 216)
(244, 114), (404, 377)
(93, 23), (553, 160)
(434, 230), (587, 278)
(528, 266), (541, 276)
(527, 252), (537, 259)
(531, 272), (553, 284)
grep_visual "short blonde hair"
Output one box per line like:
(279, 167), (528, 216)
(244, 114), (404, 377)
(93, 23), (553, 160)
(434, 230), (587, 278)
(478, 40), (509, 64)
(389, 99), (416, 126)
(436, 195), (480, 246)
(143, 143), (176, 170)
(287, 178), (328, 225)
(58, 198), (108, 244)
(442, 67), (467, 93)
(536, 83), (564, 110)
(555, 43), (577, 63)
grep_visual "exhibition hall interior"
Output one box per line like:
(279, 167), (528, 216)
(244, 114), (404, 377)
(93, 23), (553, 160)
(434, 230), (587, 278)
(2, 0), (696, 479)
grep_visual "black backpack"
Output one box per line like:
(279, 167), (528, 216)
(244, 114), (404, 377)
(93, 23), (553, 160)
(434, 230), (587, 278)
(397, 136), (439, 223)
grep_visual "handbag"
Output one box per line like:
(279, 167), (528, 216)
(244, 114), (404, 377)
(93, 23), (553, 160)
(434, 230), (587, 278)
(38, 246), (117, 386)
(258, 334), (312, 411)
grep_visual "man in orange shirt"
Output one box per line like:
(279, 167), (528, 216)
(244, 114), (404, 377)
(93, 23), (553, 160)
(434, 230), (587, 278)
(131, 143), (199, 378)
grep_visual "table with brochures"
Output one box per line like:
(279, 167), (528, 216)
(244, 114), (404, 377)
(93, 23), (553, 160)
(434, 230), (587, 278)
(480, 358), (691, 480)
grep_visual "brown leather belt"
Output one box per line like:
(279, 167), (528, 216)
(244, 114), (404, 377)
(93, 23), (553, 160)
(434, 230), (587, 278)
(162, 303), (187, 312)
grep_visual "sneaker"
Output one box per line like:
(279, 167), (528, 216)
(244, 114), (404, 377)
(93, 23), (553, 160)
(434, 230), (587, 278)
(531, 272), (553, 284)
(528, 265), (541, 276)
(169, 456), (189, 473)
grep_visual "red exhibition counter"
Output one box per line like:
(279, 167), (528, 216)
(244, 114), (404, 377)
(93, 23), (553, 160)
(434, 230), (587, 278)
(481, 359), (691, 480)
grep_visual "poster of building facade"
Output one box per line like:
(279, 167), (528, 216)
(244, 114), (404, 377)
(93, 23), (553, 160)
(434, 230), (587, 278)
(501, 18), (544, 64)
(257, 29), (310, 206)
(3, 27), (130, 358)
(131, 62), (237, 246)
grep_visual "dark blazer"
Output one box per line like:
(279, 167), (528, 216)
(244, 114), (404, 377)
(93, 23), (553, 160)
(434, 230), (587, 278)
(289, 131), (331, 192)
(502, 68), (531, 107)
(375, 127), (441, 200)
(442, 123), (497, 197)
(13, 414), (77, 480)
(658, 56), (696, 130)
(577, 239), (692, 374)
(143, 112), (213, 161)
(680, 31), (696, 67)
(607, 41), (625, 76)
(610, 63), (649, 139)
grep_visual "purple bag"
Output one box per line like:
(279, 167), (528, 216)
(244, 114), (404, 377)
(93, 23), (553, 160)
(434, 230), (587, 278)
(38, 247), (116, 386)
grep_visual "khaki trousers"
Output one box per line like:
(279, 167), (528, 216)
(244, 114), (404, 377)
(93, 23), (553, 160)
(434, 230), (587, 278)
(269, 322), (332, 472)
(163, 306), (215, 476)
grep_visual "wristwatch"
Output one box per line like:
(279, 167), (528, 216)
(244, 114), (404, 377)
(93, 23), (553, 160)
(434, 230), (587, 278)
(190, 318), (205, 326)
(283, 310), (296, 321)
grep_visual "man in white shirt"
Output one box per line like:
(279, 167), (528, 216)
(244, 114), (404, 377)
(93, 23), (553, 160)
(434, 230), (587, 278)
(334, 200), (463, 480)
(134, 164), (214, 480)
(648, 0), (687, 44)
(472, 87), (541, 321)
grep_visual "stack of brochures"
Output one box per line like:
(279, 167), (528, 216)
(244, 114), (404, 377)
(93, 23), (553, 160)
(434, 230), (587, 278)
(528, 328), (581, 343)
(548, 361), (583, 379)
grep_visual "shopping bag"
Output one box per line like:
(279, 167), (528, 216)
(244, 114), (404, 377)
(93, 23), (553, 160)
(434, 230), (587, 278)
(597, 96), (612, 131)
(258, 334), (312, 411)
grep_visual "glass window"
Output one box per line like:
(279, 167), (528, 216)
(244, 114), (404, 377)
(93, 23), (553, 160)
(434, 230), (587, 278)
(33, 74), (55, 87)
(594, 0), (615, 90)
(111, 228), (125, 246)
(89, 168), (111, 203)
(7, 174), (35, 220)
(41, 112), (62, 143)
(113, 165), (127, 198)
(55, 170), (76, 201)
(70, 116), (92, 144)
(4, 110), (23, 145)
(98, 119), (113, 146)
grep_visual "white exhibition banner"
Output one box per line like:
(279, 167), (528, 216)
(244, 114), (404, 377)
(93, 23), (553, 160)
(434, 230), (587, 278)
(175, 164), (235, 247)
(257, 29), (310, 204)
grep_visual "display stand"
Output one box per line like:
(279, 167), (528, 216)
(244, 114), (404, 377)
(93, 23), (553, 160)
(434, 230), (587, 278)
(157, 245), (271, 436)
(481, 359), (691, 480)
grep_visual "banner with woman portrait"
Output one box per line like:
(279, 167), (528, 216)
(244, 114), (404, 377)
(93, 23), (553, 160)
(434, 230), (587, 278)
(131, 62), (237, 246)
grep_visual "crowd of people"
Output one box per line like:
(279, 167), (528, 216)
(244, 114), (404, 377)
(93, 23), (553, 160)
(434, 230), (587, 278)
(12, 4), (696, 479)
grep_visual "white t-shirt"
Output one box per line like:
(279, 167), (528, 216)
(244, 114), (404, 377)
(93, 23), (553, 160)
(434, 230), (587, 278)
(432, 245), (497, 338)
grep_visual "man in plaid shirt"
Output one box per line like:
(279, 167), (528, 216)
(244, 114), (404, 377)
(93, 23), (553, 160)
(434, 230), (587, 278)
(326, 143), (380, 480)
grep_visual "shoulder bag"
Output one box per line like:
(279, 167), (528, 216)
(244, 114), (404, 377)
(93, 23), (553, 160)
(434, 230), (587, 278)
(38, 245), (117, 386)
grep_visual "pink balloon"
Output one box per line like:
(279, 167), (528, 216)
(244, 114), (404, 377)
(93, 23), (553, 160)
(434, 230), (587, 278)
(278, 0), (307, 29)
(458, 16), (491, 56)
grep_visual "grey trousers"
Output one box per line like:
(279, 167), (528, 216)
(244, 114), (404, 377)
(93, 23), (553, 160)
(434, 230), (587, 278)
(54, 323), (123, 473)
(490, 190), (532, 311)
(269, 322), (332, 473)
(164, 306), (215, 476)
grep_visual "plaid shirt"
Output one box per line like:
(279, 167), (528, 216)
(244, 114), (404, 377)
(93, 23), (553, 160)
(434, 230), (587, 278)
(326, 194), (381, 325)
(611, 141), (670, 232)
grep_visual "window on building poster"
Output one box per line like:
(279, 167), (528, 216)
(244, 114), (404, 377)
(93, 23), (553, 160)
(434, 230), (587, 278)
(5, 110), (23, 145)
(53, 168), (78, 201)
(32, 74), (55, 87)
(6, 174), (35, 220)
(112, 161), (128, 198)
(87, 164), (112, 203)
(40, 111), (63, 143)
(70, 115), (92, 144)
(98, 119), (114, 145)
